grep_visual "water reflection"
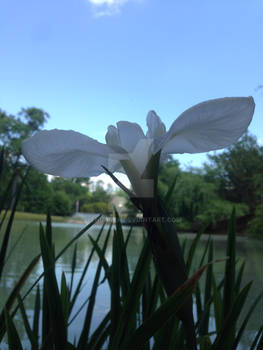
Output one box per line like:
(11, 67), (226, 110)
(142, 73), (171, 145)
(1, 220), (263, 349)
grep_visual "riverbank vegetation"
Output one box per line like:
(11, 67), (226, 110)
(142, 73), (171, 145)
(0, 210), (75, 223)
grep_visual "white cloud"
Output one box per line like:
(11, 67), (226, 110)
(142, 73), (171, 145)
(86, 0), (130, 17)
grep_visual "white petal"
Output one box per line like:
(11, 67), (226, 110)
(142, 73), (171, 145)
(128, 138), (153, 175)
(22, 129), (119, 178)
(162, 97), (255, 154)
(117, 121), (146, 152)
(105, 125), (130, 172)
(105, 125), (120, 147)
(146, 110), (166, 139)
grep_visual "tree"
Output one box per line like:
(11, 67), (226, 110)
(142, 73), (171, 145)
(204, 133), (263, 215)
(51, 191), (72, 216)
(19, 168), (53, 213)
(0, 107), (49, 159)
(0, 107), (49, 209)
(50, 177), (89, 213)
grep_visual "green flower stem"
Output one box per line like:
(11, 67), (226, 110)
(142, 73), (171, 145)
(140, 196), (197, 350)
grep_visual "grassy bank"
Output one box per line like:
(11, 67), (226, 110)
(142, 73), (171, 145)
(0, 210), (74, 223)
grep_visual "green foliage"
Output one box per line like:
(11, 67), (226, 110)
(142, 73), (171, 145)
(19, 168), (53, 213)
(158, 164), (233, 224)
(82, 201), (109, 214)
(51, 190), (72, 216)
(0, 149), (41, 341)
(156, 133), (263, 232)
(0, 107), (49, 157)
(87, 184), (111, 204)
(50, 177), (88, 202)
(196, 199), (248, 226)
(204, 133), (263, 215)
(246, 203), (263, 237)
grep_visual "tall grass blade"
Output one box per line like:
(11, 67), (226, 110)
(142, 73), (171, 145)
(250, 326), (263, 350)
(199, 239), (214, 335)
(45, 211), (52, 247)
(69, 243), (78, 296)
(235, 260), (245, 293)
(77, 227), (111, 349)
(17, 294), (38, 349)
(0, 171), (18, 219)
(232, 292), (263, 350)
(223, 209), (236, 319)
(70, 222), (107, 312)
(114, 208), (130, 295)
(0, 254), (40, 340)
(4, 309), (23, 350)
(33, 285), (40, 345)
(87, 312), (111, 349)
(88, 235), (112, 291)
(211, 281), (252, 350)
(121, 262), (210, 350)
(109, 239), (152, 349)
(39, 226), (68, 349)
(212, 274), (223, 332)
(186, 226), (206, 274)
(109, 229), (122, 346)
(61, 271), (70, 326)
(20, 215), (102, 305)
(0, 170), (28, 279)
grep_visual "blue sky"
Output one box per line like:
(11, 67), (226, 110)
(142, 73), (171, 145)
(1, 0), (263, 186)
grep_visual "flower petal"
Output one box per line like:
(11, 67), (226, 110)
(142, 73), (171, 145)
(162, 97), (255, 154)
(146, 110), (166, 139)
(128, 138), (153, 175)
(105, 125), (120, 147)
(117, 121), (146, 152)
(22, 129), (121, 178)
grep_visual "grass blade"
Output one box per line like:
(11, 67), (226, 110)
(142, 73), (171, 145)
(0, 254), (40, 340)
(39, 227), (68, 349)
(33, 285), (40, 346)
(19, 215), (102, 306)
(70, 222), (107, 312)
(121, 262), (211, 350)
(199, 239), (213, 335)
(17, 294), (38, 349)
(4, 309), (23, 350)
(110, 239), (152, 349)
(232, 292), (263, 350)
(211, 281), (252, 350)
(77, 227), (111, 349)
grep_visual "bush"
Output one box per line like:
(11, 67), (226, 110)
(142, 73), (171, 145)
(246, 203), (263, 237)
(196, 199), (248, 225)
(50, 191), (72, 216)
(82, 201), (109, 214)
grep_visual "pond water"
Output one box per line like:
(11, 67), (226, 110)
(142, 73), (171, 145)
(1, 216), (263, 349)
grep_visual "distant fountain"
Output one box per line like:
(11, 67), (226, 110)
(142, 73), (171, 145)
(75, 200), (79, 213)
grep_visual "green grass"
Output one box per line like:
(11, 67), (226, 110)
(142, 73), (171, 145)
(0, 211), (83, 223)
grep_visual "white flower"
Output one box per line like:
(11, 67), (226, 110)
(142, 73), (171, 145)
(22, 97), (255, 197)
